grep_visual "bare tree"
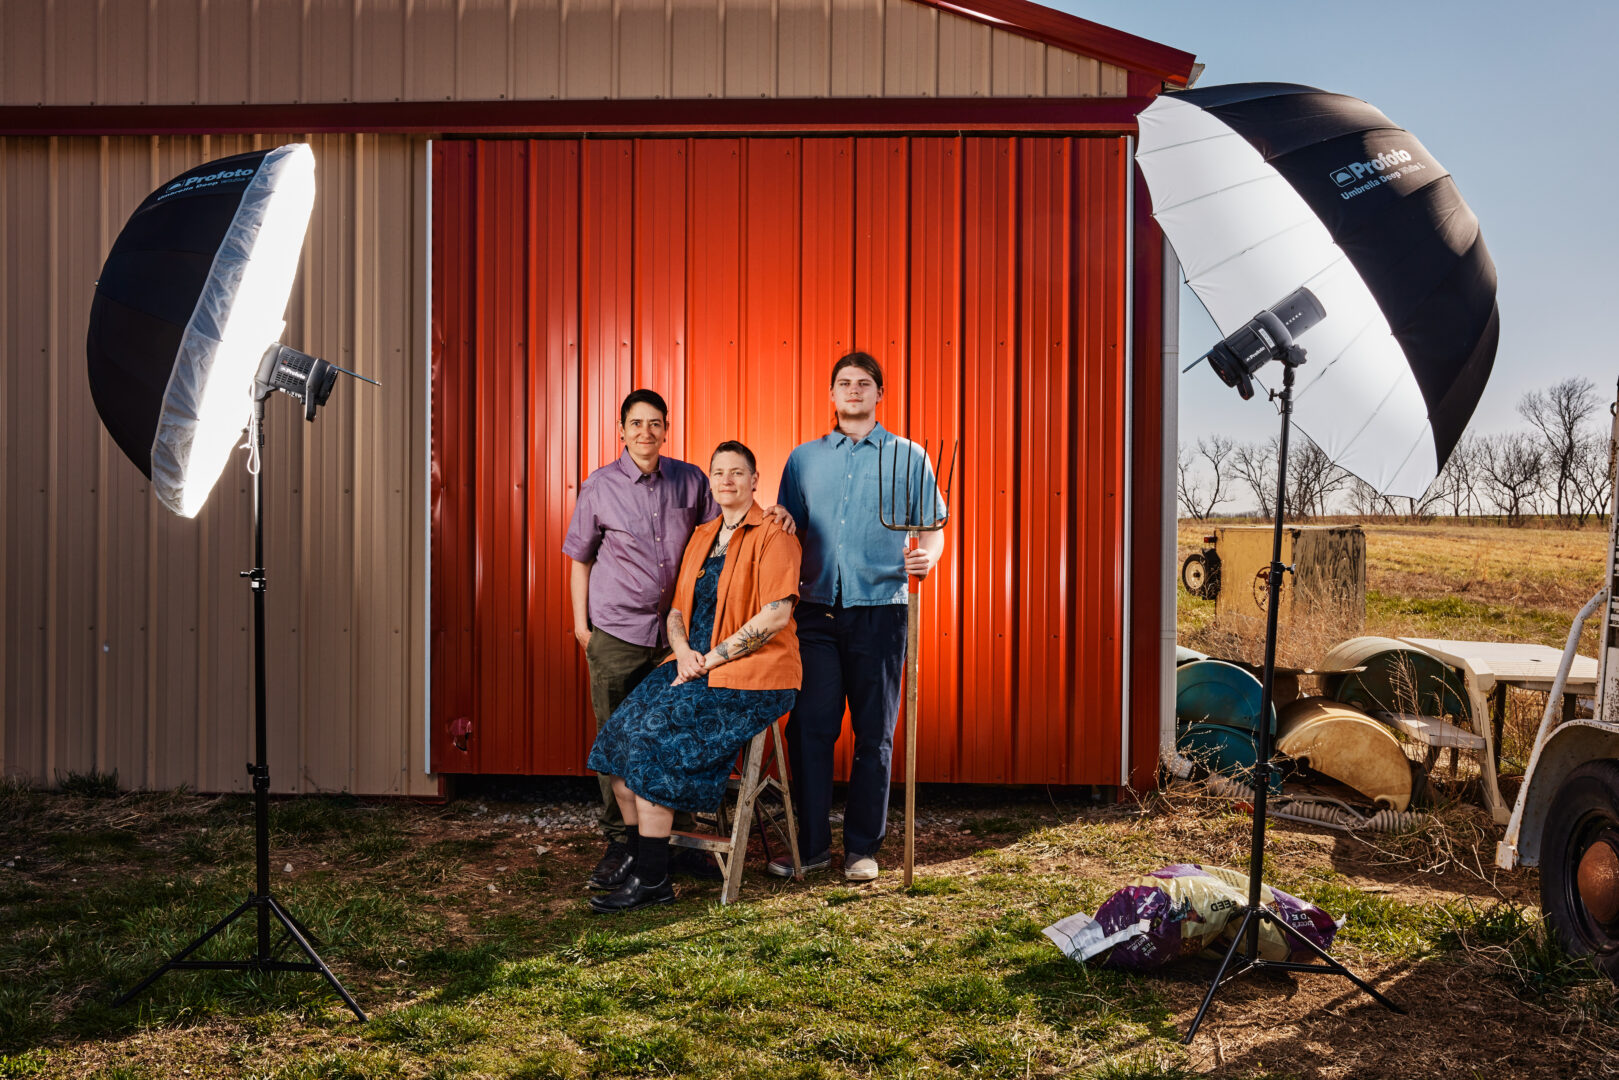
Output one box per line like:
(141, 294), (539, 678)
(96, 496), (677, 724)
(1232, 440), (1276, 518)
(1345, 477), (1393, 518)
(1176, 435), (1236, 519)
(1570, 429), (1614, 525)
(1518, 377), (1598, 523)
(1439, 433), (1485, 519)
(1392, 481), (1450, 523)
(1285, 437), (1350, 519)
(1479, 431), (1545, 526)
(1346, 473), (1445, 522)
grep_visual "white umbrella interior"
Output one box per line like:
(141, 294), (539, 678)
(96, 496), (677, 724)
(1138, 95), (1439, 497)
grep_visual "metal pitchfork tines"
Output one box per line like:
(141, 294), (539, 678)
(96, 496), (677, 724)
(877, 437), (957, 536)
(876, 436), (957, 887)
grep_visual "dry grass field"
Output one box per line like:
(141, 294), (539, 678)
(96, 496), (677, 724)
(1, 520), (1615, 1080)
(1178, 518), (1611, 655)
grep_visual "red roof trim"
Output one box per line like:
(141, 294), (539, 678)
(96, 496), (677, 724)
(0, 97), (1156, 137)
(913, 0), (1195, 85)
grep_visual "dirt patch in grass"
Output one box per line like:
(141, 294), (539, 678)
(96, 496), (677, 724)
(3, 783), (1615, 1080)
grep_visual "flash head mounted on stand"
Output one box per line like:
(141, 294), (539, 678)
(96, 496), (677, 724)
(1197, 287), (1327, 400)
(255, 344), (381, 422)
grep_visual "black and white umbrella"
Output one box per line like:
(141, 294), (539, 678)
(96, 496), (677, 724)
(1137, 82), (1498, 497)
(87, 145), (316, 517)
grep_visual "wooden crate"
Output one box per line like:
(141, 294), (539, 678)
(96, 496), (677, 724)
(1213, 525), (1365, 629)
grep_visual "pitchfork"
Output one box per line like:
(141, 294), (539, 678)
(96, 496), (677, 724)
(877, 437), (958, 886)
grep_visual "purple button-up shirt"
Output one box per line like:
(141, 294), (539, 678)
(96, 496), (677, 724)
(562, 450), (717, 647)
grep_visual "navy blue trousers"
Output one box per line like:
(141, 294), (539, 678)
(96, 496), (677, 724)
(786, 601), (907, 858)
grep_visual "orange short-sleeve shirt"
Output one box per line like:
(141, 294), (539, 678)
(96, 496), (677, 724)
(670, 503), (801, 690)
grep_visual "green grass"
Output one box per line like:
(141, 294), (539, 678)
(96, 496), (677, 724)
(54, 772), (121, 799)
(0, 1051), (50, 1079)
(3, 788), (1615, 1079)
(1365, 589), (1579, 645)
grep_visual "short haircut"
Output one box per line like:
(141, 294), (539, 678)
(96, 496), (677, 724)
(619, 388), (669, 426)
(831, 350), (883, 391)
(710, 440), (757, 472)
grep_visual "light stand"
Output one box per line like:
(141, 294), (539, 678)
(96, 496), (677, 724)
(115, 382), (368, 1022)
(1181, 299), (1402, 1043)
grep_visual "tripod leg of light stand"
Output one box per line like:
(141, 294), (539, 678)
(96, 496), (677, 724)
(112, 896), (259, 1006)
(1182, 908), (1262, 1042)
(265, 897), (368, 1021)
(1251, 906), (1405, 1013)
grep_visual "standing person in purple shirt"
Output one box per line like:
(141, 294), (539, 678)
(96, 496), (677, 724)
(563, 389), (793, 892)
(564, 390), (714, 891)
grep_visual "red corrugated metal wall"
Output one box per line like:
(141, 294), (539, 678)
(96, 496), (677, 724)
(431, 135), (1136, 784)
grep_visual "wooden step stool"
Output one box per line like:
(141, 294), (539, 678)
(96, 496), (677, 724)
(669, 718), (802, 904)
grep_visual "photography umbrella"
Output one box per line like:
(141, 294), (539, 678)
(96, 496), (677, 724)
(1136, 84), (1498, 1040)
(89, 145), (318, 517)
(91, 144), (368, 1020)
(1138, 82), (1497, 498)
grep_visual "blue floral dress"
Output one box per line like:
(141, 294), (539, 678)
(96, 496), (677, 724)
(588, 551), (796, 813)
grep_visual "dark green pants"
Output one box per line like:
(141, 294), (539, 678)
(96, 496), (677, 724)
(584, 629), (693, 841)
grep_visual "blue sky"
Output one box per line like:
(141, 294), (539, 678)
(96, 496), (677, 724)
(1060, 1), (1619, 451)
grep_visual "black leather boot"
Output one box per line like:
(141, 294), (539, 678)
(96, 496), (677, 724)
(586, 839), (635, 891)
(588, 874), (675, 914)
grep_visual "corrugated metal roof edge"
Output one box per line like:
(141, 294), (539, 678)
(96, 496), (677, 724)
(915, 0), (1197, 86)
(0, 97), (1157, 137)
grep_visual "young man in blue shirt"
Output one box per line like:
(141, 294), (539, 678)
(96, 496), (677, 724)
(773, 352), (946, 881)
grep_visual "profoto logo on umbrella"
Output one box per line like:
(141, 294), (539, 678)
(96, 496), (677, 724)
(158, 166), (258, 200)
(1329, 148), (1416, 192)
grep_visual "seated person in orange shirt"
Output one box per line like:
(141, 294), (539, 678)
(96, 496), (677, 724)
(586, 441), (802, 912)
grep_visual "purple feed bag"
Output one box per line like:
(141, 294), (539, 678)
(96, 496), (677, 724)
(1044, 864), (1341, 971)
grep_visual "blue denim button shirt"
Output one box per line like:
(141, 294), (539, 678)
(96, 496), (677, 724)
(778, 423), (947, 607)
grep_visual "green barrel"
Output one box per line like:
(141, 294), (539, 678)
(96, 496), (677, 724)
(1175, 659), (1276, 736)
(1175, 723), (1282, 792)
(1320, 636), (1469, 721)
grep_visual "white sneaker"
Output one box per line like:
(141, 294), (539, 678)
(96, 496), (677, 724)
(842, 853), (879, 881)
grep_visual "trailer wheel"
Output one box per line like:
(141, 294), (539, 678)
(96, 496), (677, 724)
(1181, 553), (1209, 597)
(1540, 759), (1619, 981)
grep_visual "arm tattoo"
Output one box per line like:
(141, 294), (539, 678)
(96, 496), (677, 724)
(734, 624), (775, 656)
(715, 641), (732, 661)
(668, 610), (688, 648)
(766, 599), (783, 610)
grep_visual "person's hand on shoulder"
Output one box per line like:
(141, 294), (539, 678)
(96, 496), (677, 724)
(764, 504), (797, 534)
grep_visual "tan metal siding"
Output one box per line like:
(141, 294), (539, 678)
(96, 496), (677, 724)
(831, 0), (885, 98)
(776, 0), (831, 98)
(883, 0), (937, 97)
(937, 14), (991, 97)
(1, 0), (1126, 106)
(617, 0), (669, 100)
(670, 0), (724, 99)
(564, 0), (616, 100)
(990, 27), (1044, 97)
(0, 134), (432, 796)
(512, 2), (564, 100)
